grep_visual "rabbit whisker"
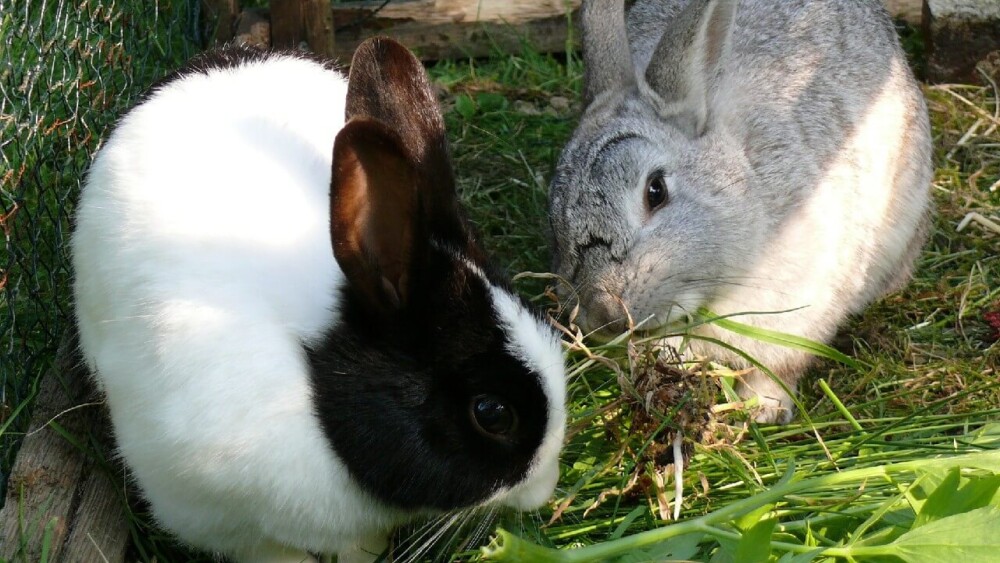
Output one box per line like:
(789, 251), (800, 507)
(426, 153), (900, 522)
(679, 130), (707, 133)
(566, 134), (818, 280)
(396, 511), (462, 563)
(467, 504), (500, 547)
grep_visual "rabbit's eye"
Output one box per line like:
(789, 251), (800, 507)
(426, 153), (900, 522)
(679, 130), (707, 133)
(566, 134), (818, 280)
(646, 174), (669, 211)
(470, 394), (517, 439)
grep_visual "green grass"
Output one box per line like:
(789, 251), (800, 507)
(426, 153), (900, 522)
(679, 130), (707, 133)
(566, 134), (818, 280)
(3, 16), (1000, 563)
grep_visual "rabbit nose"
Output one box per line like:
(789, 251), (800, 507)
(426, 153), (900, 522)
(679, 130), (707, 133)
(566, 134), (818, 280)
(579, 289), (628, 337)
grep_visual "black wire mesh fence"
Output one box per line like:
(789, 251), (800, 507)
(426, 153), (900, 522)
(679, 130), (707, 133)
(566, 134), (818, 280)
(0, 0), (202, 500)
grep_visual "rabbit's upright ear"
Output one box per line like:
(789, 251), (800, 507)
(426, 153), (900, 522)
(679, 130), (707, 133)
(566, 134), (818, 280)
(331, 37), (470, 316)
(644, 0), (736, 136)
(346, 37), (468, 244)
(331, 120), (421, 316)
(582, 0), (635, 107)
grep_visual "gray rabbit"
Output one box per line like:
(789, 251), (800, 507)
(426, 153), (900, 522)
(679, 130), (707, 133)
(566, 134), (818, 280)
(549, 0), (933, 423)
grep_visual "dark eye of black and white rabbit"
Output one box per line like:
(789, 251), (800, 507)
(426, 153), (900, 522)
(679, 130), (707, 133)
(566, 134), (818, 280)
(646, 172), (669, 211)
(470, 394), (517, 440)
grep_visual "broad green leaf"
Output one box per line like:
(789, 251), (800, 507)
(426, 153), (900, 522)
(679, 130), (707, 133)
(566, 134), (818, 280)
(709, 542), (736, 563)
(913, 467), (961, 527)
(698, 309), (862, 369)
(777, 549), (826, 563)
(615, 533), (702, 562)
(734, 503), (775, 532)
(882, 507), (918, 528)
(734, 518), (776, 563)
(904, 469), (948, 515)
(915, 468), (1000, 528)
(970, 424), (1000, 448)
(888, 506), (1000, 563)
(454, 94), (476, 118)
(918, 450), (1000, 474)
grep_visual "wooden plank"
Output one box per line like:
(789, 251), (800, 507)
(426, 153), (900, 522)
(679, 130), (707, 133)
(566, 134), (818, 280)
(923, 0), (1000, 83)
(324, 0), (921, 63)
(271, 0), (335, 57)
(333, 0), (580, 26)
(885, 0), (923, 24)
(199, 0), (927, 62)
(60, 469), (128, 563)
(271, 0), (307, 50)
(0, 336), (127, 563)
(201, 0), (241, 46)
(304, 0), (336, 58)
(330, 0), (580, 62)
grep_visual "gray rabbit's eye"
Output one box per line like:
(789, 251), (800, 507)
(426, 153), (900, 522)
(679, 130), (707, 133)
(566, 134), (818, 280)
(470, 394), (518, 440)
(646, 173), (669, 211)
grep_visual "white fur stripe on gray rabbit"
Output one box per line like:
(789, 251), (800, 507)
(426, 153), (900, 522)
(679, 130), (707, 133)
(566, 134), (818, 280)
(549, 0), (933, 423)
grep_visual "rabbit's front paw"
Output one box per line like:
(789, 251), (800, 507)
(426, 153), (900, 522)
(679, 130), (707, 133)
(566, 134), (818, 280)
(736, 371), (797, 425)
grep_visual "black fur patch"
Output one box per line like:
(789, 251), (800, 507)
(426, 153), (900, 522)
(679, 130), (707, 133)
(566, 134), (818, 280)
(306, 242), (551, 511)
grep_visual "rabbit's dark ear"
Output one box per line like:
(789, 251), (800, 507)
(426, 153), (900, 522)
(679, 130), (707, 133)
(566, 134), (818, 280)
(582, 0), (636, 107)
(644, 0), (736, 136)
(342, 37), (474, 257)
(345, 37), (445, 169)
(330, 119), (421, 315)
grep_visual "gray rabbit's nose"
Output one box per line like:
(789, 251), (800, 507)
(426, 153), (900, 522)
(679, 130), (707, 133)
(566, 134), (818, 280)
(578, 289), (628, 338)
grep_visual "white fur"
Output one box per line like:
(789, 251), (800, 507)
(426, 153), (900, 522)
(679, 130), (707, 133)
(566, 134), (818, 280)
(488, 286), (567, 508)
(73, 51), (565, 562)
(449, 254), (567, 508)
(73, 54), (407, 560)
(550, 0), (933, 424)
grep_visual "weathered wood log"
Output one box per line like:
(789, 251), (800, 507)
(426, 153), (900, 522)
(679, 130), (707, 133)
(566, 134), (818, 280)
(202, 0), (241, 46)
(329, 0), (579, 62)
(304, 0), (336, 58)
(885, 0), (924, 24)
(0, 336), (127, 563)
(923, 0), (1000, 83)
(272, 0), (335, 58)
(198, 0), (936, 63)
(292, 0), (925, 63)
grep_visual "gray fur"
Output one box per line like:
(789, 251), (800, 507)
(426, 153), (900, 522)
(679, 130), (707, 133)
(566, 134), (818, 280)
(582, 0), (636, 106)
(549, 0), (933, 423)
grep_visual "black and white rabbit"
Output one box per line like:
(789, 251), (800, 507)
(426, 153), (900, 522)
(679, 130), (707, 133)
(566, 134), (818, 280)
(549, 0), (933, 423)
(71, 38), (566, 562)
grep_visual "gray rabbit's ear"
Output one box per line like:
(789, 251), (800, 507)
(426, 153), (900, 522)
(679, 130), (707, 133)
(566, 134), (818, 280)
(644, 0), (737, 136)
(582, 0), (636, 107)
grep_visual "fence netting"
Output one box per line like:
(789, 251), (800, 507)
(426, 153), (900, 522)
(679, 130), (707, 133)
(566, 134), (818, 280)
(0, 0), (202, 500)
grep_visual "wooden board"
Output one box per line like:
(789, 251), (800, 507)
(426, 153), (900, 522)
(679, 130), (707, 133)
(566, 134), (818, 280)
(885, 0), (923, 24)
(924, 0), (1000, 83)
(327, 0), (919, 63)
(202, 0), (241, 46)
(272, 0), (335, 57)
(0, 336), (127, 563)
(329, 0), (581, 62)
(219, 0), (926, 62)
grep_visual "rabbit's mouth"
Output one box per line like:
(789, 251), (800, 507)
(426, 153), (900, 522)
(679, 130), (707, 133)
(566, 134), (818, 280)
(574, 298), (665, 340)
(578, 312), (673, 342)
